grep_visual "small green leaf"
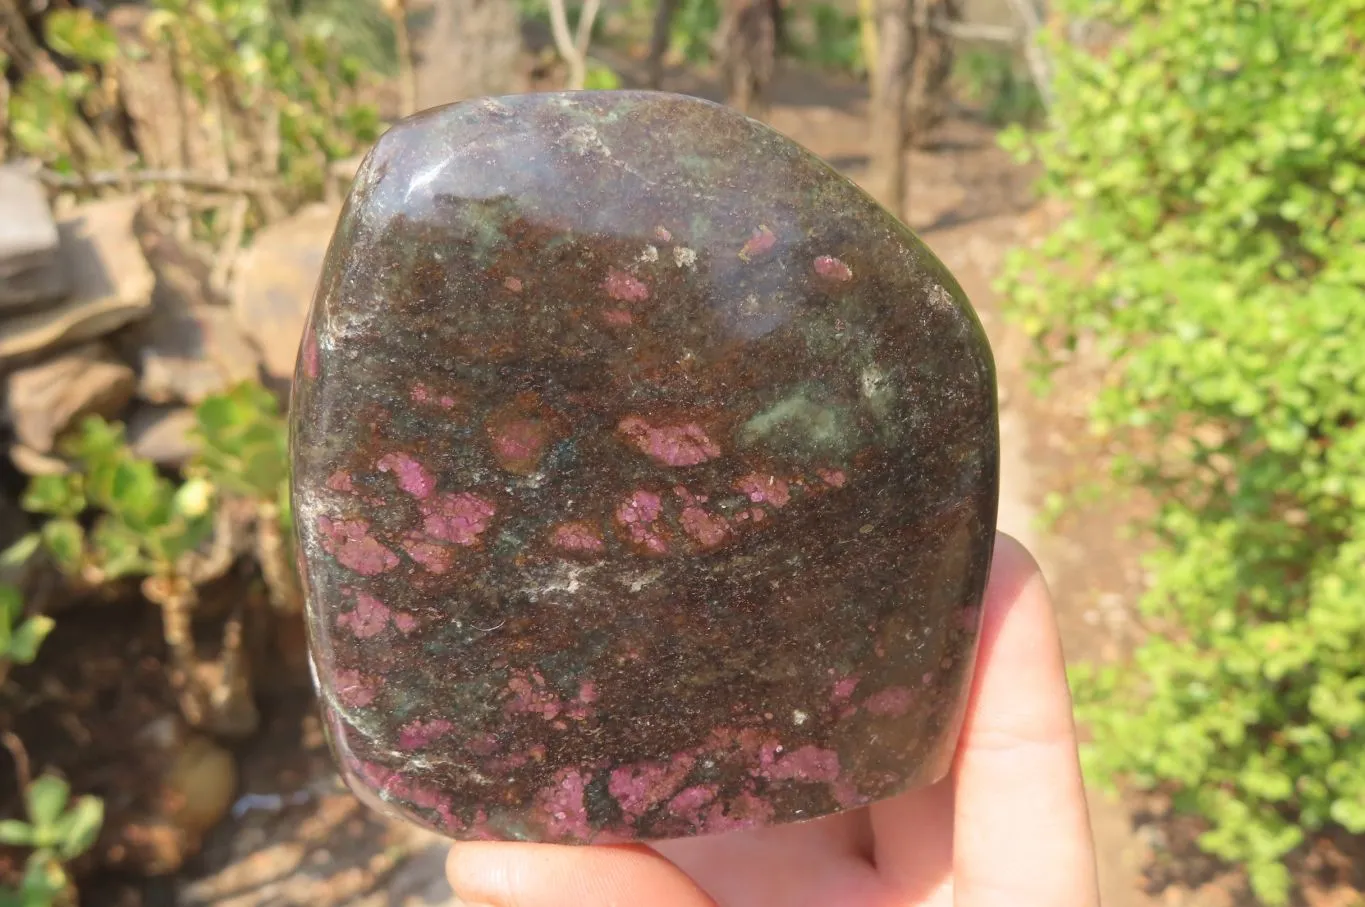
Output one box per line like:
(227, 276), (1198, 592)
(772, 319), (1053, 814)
(24, 776), (70, 831)
(0, 534), (41, 573)
(40, 519), (84, 575)
(54, 796), (103, 860)
(8, 615), (55, 664)
(0, 819), (34, 846)
(20, 475), (84, 518)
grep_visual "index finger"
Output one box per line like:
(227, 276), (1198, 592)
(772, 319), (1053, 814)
(952, 533), (1100, 907)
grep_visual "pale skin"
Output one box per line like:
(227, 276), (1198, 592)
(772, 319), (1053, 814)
(445, 532), (1101, 907)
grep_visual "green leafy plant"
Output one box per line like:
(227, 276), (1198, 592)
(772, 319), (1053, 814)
(0, 776), (104, 907)
(789, 3), (865, 76)
(0, 585), (54, 675)
(19, 382), (293, 737)
(954, 48), (1043, 127)
(4, 0), (386, 247)
(1000, 1), (1365, 903)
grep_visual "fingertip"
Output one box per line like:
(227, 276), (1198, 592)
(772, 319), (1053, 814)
(950, 531), (1100, 907)
(446, 841), (716, 907)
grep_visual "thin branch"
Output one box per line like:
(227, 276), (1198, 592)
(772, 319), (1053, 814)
(928, 17), (1022, 43)
(388, 2), (418, 117)
(573, 0), (601, 58)
(545, 0), (598, 90)
(1, 731), (32, 795)
(1002, 0), (1053, 107)
(40, 168), (275, 192)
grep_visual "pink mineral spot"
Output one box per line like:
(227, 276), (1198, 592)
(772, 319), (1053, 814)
(421, 492), (496, 546)
(466, 733), (499, 756)
(337, 591), (392, 639)
(738, 224), (777, 261)
(814, 255), (854, 282)
(487, 416), (552, 474)
(399, 718), (455, 750)
(832, 779), (868, 809)
(654, 226), (673, 242)
(505, 672), (563, 720)
(504, 276), (523, 292)
(333, 668), (377, 709)
(615, 490), (668, 554)
(326, 470), (354, 493)
(538, 769), (593, 841)
(602, 268), (650, 302)
(411, 383), (430, 404)
(401, 534), (454, 574)
(668, 784), (718, 820)
(818, 467), (847, 488)
(317, 516), (399, 575)
(616, 489), (662, 524)
(831, 676), (860, 703)
(680, 506), (729, 549)
(609, 756), (695, 820)
(702, 790), (775, 833)
(301, 324), (320, 379)
(618, 417), (721, 467)
(551, 521), (606, 554)
(863, 685), (915, 718)
(736, 473), (792, 507)
(376, 452), (435, 499)
(602, 308), (634, 326)
(766, 745), (842, 783)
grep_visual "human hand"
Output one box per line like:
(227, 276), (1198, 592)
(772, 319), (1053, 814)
(444, 532), (1100, 906)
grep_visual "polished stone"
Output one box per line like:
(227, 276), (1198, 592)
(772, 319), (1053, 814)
(291, 90), (999, 844)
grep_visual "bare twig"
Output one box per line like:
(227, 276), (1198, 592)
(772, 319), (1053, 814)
(2, 730), (33, 794)
(929, 17), (1022, 43)
(1002, 0), (1053, 107)
(40, 168), (276, 192)
(573, 0), (601, 58)
(646, 0), (680, 88)
(209, 194), (248, 297)
(255, 505), (302, 614)
(546, 0), (600, 90)
(384, 0), (418, 117)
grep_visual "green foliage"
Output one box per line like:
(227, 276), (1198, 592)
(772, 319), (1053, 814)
(1001, 1), (1365, 902)
(138, 0), (384, 198)
(0, 585), (54, 668)
(5, 0), (385, 217)
(0, 775), (104, 907)
(788, 3), (865, 76)
(582, 61), (622, 90)
(954, 48), (1043, 127)
(22, 383), (290, 583)
(668, 0), (722, 64)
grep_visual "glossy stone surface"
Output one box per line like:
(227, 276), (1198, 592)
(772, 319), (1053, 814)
(291, 91), (999, 844)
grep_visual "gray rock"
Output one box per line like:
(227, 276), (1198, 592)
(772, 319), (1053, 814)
(0, 161), (59, 279)
(0, 196), (155, 365)
(127, 276), (261, 405)
(0, 258), (70, 312)
(231, 203), (339, 383)
(128, 405), (200, 467)
(4, 341), (137, 453)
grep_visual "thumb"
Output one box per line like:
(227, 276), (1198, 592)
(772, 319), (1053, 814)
(446, 841), (717, 907)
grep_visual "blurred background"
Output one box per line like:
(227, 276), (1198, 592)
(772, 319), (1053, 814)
(0, 0), (1361, 904)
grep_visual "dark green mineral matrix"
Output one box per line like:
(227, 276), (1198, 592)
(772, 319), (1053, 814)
(291, 90), (999, 844)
